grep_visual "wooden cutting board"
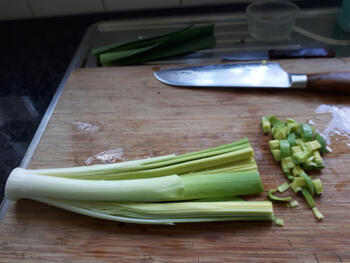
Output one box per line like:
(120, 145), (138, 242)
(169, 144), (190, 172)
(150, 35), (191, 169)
(1, 58), (350, 263)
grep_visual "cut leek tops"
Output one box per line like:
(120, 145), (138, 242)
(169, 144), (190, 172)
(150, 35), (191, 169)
(5, 138), (274, 224)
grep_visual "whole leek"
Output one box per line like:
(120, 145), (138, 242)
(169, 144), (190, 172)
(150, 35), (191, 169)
(5, 139), (274, 224)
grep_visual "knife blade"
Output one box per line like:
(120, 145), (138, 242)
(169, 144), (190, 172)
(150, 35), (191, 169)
(154, 62), (350, 93)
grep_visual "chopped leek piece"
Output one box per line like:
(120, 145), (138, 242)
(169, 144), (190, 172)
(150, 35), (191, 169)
(300, 172), (315, 196)
(287, 122), (298, 134)
(313, 151), (324, 167)
(279, 140), (291, 157)
(271, 149), (282, 162)
(290, 185), (301, 193)
(277, 182), (290, 193)
(293, 150), (312, 164)
(275, 218), (284, 226)
(286, 174), (294, 180)
(290, 177), (305, 193)
(273, 128), (287, 140)
(305, 140), (322, 151)
(295, 139), (306, 150)
(312, 179), (323, 194)
(287, 133), (296, 147)
(285, 118), (297, 124)
(281, 162), (292, 179)
(261, 116), (271, 134)
(281, 157), (295, 170)
(291, 177), (305, 186)
(274, 126), (288, 140)
(291, 146), (302, 155)
(315, 133), (328, 154)
(300, 187), (315, 208)
(268, 189), (292, 202)
(292, 166), (304, 177)
(312, 207), (324, 220)
(287, 200), (299, 208)
(301, 123), (314, 141)
(272, 122), (285, 136)
(269, 140), (280, 150)
(268, 115), (282, 126)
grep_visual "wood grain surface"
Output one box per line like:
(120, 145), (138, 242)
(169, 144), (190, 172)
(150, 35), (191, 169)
(1, 58), (350, 263)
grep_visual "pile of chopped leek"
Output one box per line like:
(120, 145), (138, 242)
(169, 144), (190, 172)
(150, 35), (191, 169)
(261, 115), (328, 221)
(5, 138), (274, 225)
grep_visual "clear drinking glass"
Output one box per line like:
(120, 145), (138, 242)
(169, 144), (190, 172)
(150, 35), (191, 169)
(247, 0), (299, 41)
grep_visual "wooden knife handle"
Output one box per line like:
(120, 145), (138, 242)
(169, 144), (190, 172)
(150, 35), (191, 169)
(269, 48), (335, 59)
(306, 72), (350, 93)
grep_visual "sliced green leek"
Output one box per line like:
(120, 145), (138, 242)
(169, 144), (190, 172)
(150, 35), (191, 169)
(287, 200), (299, 208)
(279, 140), (291, 157)
(261, 116), (271, 134)
(300, 172), (315, 196)
(301, 123), (314, 141)
(277, 182), (290, 193)
(269, 140), (280, 150)
(300, 187), (315, 208)
(312, 207), (324, 220)
(268, 189), (292, 202)
(312, 179), (323, 194)
(287, 133), (296, 147)
(271, 149), (282, 162)
(275, 218), (284, 226)
(315, 133), (328, 154)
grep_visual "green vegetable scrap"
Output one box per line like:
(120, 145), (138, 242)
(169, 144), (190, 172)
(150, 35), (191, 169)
(287, 200), (299, 208)
(261, 115), (329, 221)
(277, 182), (290, 193)
(5, 138), (274, 225)
(268, 189), (292, 202)
(275, 218), (284, 226)
(92, 24), (216, 66)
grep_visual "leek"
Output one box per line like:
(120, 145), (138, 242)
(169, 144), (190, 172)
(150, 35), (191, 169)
(6, 169), (263, 202)
(32, 139), (253, 180)
(32, 198), (274, 225)
(5, 139), (274, 224)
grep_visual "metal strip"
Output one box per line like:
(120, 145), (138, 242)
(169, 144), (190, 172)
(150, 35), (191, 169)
(0, 24), (98, 223)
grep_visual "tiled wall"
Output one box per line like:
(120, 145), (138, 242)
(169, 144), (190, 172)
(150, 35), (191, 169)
(0, 0), (301, 20)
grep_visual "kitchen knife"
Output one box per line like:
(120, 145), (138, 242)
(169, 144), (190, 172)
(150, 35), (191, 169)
(154, 62), (350, 93)
(222, 47), (335, 61)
